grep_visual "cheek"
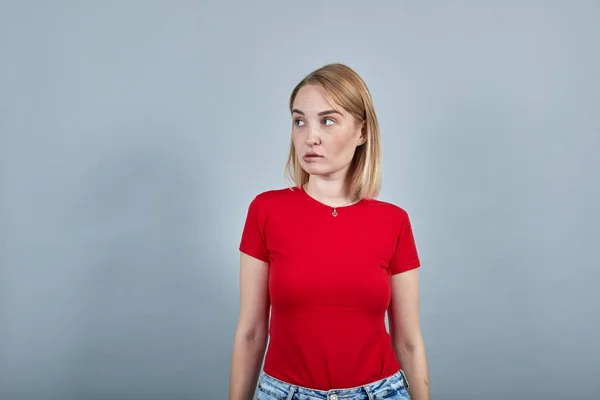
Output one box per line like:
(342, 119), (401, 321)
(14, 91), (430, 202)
(329, 136), (358, 158)
(292, 133), (303, 152)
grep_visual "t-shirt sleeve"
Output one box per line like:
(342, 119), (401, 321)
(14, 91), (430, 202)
(389, 211), (421, 275)
(239, 195), (270, 263)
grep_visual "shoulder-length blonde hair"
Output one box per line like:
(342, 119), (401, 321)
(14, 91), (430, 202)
(284, 63), (382, 201)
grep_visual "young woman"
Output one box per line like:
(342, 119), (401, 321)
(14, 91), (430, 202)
(230, 63), (429, 400)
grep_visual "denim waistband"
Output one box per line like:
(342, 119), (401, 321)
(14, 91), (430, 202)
(257, 369), (410, 400)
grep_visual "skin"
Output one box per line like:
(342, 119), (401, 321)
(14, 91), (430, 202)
(388, 270), (430, 399)
(292, 84), (365, 206)
(229, 84), (429, 400)
(229, 253), (269, 400)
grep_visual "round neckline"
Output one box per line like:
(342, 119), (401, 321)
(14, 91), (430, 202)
(298, 184), (365, 211)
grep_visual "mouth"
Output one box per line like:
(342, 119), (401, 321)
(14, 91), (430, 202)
(303, 152), (323, 162)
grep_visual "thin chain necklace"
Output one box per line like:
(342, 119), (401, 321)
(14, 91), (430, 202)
(302, 184), (355, 217)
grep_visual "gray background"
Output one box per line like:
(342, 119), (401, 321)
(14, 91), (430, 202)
(1, 1), (598, 399)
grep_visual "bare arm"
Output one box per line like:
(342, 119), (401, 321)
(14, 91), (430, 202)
(229, 252), (270, 400)
(388, 268), (430, 400)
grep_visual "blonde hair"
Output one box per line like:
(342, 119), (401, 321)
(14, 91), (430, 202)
(284, 63), (382, 201)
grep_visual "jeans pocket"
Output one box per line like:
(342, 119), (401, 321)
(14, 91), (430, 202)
(375, 370), (411, 400)
(256, 377), (289, 400)
(256, 386), (287, 400)
(377, 387), (411, 400)
(399, 369), (410, 391)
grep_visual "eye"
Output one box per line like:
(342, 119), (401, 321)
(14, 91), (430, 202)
(322, 118), (335, 126)
(294, 119), (305, 127)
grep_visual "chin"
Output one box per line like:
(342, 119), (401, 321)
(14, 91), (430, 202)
(299, 162), (318, 172)
(301, 166), (333, 176)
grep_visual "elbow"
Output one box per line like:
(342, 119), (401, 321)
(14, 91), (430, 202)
(240, 330), (268, 344)
(392, 341), (417, 356)
(391, 334), (424, 356)
(236, 325), (269, 344)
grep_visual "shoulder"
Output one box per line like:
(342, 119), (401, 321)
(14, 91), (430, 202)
(364, 199), (418, 246)
(247, 186), (300, 212)
(362, 197), (411, 221)
(251, 186), (298, 203)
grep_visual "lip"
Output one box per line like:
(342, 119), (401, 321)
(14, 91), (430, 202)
(302, 153), (323, 162)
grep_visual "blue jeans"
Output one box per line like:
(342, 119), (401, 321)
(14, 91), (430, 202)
(254, 369), (411, 400)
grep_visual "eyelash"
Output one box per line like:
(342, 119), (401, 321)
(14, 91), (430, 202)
(294, 118), (335, 126)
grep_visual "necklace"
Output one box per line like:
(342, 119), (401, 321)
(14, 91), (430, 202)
(302, 184), (356, 217)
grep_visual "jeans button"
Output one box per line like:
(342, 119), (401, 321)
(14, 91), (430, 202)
(329, 395), (339, 400)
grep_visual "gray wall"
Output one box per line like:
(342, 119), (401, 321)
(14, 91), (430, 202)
(1, 1), (598, 399)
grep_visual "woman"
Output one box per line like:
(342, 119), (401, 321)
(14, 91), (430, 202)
(229, 63), (429, 400)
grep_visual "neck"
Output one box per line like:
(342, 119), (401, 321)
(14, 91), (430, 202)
(304, 178), (354, 208)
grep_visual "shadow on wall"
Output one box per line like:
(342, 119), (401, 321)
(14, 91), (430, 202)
(69, 136), (224, 399)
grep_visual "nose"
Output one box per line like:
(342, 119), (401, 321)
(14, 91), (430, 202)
(305, 125), (320, 146)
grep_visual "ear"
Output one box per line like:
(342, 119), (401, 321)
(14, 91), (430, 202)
(357, 121), (367, 145)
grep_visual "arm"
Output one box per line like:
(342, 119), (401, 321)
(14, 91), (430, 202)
(388, 268), (430, 400)
(229, 252), (270, 400)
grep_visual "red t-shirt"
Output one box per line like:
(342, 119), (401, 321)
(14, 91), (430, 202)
(239, 185), (420, 390)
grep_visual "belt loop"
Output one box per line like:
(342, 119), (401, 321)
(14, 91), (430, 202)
(363, 385), (374, 400)
(286, 385), (296, 400)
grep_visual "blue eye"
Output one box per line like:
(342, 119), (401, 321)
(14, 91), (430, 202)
(323, 118), (335, 126)
(294, 119), (305, 126)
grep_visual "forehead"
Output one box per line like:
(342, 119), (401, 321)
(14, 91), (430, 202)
(293, 84), (341, 113)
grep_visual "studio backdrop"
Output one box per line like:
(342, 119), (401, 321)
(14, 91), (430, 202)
(1, 1), (598, 399)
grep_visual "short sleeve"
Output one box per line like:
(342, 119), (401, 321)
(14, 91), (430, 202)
(389, 211), (421, 275)
(239, 196), (270, 263)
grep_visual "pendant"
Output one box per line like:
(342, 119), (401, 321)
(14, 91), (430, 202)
(332, 207), (338, 217)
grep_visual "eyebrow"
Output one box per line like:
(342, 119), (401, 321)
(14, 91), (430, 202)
(292, 109), (343, 117)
